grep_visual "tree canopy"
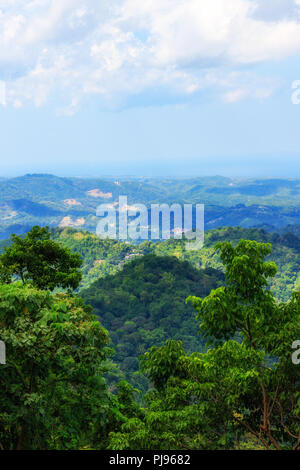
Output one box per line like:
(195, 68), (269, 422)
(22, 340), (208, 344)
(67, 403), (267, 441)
(0, 283), (116, 449)
(0, 226), (82, 291)
(110, 240), (300, 450)
(1, 230), (299, 450)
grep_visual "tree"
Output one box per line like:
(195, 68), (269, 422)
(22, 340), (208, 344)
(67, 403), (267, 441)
(111, 240), (300, 450)
(0, 282), (115, 450)
(109, 340), (239, 450)
(187, 240), (300, 450)
(0, 226), (82, 291)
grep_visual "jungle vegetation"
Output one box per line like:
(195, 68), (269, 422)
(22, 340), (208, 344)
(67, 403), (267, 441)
(0, 227), (299, 450)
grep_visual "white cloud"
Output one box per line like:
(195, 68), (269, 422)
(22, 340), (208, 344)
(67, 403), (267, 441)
(0, 0), (299, 109)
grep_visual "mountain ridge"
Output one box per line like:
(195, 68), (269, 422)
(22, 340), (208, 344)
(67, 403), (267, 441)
(1, 174), (300, 238)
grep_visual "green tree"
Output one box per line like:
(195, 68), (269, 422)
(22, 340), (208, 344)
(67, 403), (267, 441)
(0, 226), (82, 290)
(187, 239), (300, 450)
(110, 240), (300, 450)
(0, 283), (114, 450)
(109, 340), (236, 450)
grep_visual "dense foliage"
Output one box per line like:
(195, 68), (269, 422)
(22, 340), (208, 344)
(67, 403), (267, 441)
(1, 224), (299, 450)
(51, 227), (136, 289)
(0, 283), (115, 449)
(0, 226), (82, 290)
(46, 226), (300, 300)
(109, 240), (300, 450)
(150, 227), (300, 301)
(81, 255), (223, 390)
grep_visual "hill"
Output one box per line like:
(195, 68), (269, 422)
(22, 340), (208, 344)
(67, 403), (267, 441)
(49, 226), (300, 301)
(150, 226), (300, 301)
(2, 174), (300, 238)
(81, 254), (224, 390)
(50, 228), (143, 289)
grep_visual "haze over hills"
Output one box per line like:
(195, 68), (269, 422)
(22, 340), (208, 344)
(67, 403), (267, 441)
(1, 174), (300, 238)
(2, 172), (300, 303)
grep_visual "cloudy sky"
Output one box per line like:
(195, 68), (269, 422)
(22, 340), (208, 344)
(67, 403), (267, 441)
(1, 0), (300, 177)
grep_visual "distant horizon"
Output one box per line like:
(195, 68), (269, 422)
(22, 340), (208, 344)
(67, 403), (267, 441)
(1, 172), (300, 181)
(1, 2), (300, 182)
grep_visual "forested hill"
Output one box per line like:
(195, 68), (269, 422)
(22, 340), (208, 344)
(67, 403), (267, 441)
(1, 225), (299, 300)
(151, 227), (300, 301)
(1, 226), (298, 450)
(49, 226), (300, 300)
(51, 228), (139, 289)
(81, 254), (224, 390)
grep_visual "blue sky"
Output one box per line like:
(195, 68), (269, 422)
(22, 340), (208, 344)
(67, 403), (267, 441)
(1, 0), (300, 178)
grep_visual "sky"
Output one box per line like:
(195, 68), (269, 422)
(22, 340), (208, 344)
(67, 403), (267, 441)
(1, 0), (300, 177)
